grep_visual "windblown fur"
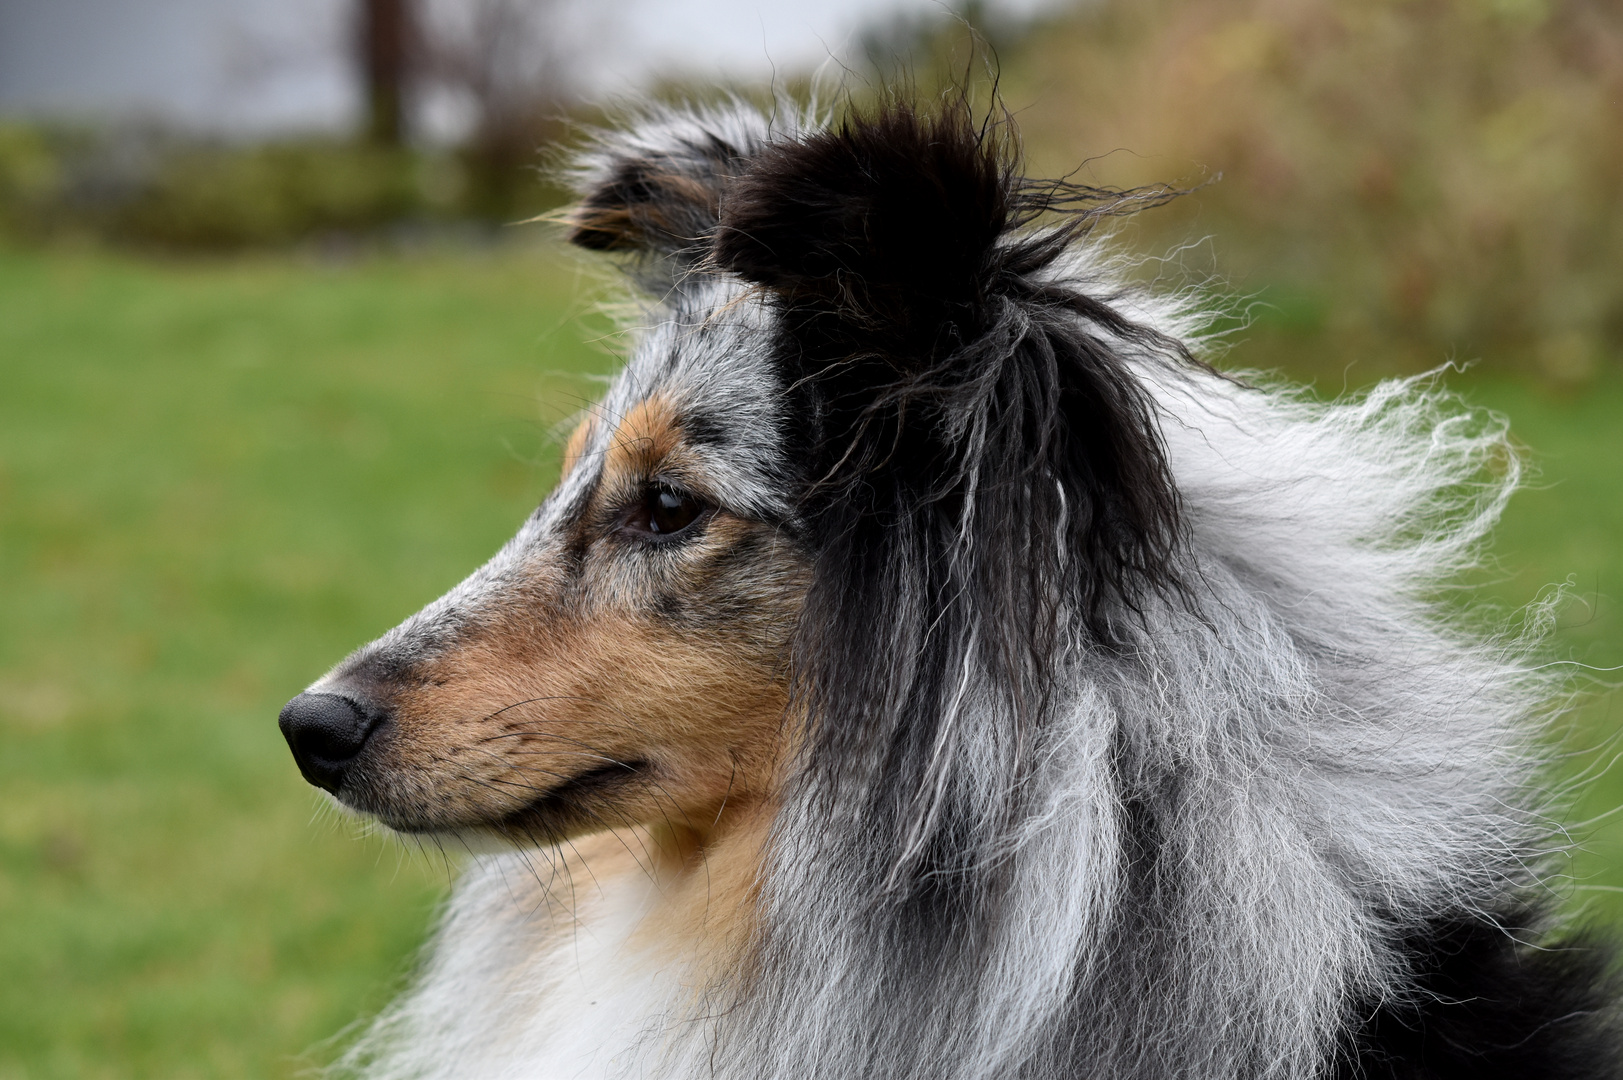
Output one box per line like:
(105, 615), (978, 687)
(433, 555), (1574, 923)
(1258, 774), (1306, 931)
(283, 96), (1622, 1080)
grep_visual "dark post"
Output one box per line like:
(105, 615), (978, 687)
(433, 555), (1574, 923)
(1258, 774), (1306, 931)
(359, 0), (413, 145)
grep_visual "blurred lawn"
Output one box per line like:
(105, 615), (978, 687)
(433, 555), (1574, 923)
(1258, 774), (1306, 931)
(0, 243), (1618, 1079)
(0, 244), (617, 1079)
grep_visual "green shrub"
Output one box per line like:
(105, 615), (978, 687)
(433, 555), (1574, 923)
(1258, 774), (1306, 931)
(0, 127), (570, 252)
(0, 124), (68, 239)
(1003, 0), (1623, 382)
(109, 141), (431, 250)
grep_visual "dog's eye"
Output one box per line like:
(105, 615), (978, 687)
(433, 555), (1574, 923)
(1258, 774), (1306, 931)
(621, 488), (709, 540)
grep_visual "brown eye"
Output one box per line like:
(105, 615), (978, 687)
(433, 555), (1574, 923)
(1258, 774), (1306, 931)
(622, 488), (708, 539)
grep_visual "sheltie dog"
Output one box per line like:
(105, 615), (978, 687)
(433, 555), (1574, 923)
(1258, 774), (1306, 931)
(279, 96), (1621, 1079)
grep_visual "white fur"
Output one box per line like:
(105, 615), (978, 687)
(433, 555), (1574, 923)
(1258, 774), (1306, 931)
(337, 855), (687, 1079)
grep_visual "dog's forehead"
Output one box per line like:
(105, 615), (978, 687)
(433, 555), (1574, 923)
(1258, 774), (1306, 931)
(610, 286), (787, 489)
(532, 282), (791, 536)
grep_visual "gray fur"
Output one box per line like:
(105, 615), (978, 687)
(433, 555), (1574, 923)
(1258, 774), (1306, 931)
(330, 104), (1562, 1080)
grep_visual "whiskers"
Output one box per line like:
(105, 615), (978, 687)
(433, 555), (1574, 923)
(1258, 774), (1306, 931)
(424, 693), (727, 909)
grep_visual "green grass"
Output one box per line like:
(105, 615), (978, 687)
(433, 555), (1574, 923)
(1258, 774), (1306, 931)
(0, 246), (1617, 1078)
(0, 244), (618, 1079)
(1466, 374), (1623, 921)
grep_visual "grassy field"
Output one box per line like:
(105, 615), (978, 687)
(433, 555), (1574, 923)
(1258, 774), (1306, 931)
(0, 243), (1618, 1079)
(0, 244), (618, 1079)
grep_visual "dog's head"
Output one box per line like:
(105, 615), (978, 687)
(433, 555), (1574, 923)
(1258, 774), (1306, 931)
(278, 100), (1187, 864)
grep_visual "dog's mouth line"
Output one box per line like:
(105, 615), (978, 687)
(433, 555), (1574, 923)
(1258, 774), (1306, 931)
(352, 758), (652, 837)
(489, 759), (650, 835)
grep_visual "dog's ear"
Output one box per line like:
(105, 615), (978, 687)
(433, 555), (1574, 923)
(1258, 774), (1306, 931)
(713, 100), (1186, 631)
(714, 101), (1010, 359)
(716, 100), (1191, 886)
(567, 110), (768, 295)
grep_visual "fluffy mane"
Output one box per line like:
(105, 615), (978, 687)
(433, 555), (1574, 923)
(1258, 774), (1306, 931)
(321, 97), (1617, 1080)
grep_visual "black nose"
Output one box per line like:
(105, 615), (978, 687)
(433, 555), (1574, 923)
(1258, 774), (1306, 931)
(278, 692), (384, 794)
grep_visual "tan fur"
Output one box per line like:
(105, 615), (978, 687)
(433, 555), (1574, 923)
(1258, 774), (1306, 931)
(605, 395), (686, 476)
(370, 608), (790, 833)
(560, 414), (597, 478)
(338, 390), (806, 961)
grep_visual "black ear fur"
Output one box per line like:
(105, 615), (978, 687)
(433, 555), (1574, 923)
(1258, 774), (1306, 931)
(714, 100), (1189, 638)
(716, 99), (1193, 885)
(714, 102), (1010, 359)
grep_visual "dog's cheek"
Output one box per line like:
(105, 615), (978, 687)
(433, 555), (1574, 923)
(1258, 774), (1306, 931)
(564, 617), (793, 802)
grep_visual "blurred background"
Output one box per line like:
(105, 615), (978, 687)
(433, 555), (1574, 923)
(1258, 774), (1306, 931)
(0, 0), (1619, 1076)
